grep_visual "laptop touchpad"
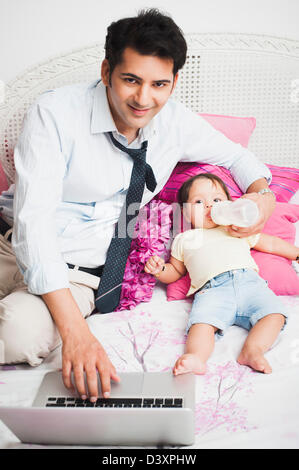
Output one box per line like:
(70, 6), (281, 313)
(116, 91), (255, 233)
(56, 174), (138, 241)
(108, 372), (144, 397)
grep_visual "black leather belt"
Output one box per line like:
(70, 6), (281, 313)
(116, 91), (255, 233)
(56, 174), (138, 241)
(0, 216), (12, 242)
(67, 263), (104, 278)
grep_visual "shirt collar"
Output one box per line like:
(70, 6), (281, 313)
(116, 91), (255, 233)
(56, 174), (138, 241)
(90, 80), (157, 141)
(139, 114), (156, 141)
(91, 80), (117, 134)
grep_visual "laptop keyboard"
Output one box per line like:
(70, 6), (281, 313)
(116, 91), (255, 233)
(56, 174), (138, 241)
(45, 397), (183, 408)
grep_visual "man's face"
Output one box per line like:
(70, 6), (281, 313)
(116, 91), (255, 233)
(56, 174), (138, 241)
(101, 47), (178, 142)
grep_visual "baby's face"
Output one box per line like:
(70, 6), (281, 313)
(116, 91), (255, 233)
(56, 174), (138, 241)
(184, 178), (228, 229)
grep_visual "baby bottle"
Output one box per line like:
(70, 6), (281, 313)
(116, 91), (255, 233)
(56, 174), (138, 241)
(211, 199), (259, 227)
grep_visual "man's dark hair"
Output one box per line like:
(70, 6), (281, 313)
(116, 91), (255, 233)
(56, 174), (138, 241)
(178, 173), (232, 206)
(104, 8), (187, 82)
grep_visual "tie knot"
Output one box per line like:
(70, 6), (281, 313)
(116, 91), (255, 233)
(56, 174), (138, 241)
(108, 131), (156, 192)
(109, 132), (147, 162)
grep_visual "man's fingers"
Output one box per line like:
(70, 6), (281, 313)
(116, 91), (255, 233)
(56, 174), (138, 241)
(62, 360), (74, 390)
(61, 333), (117, 401)
(111, 370), (121, 383)
(85, 365), (99, 402)
(86, 360), (120, 400)
(227, 224), (260, 238)
(73, 364), (87, 399)
(64, 362), (118, 401)
(228, 225), (246, 235)
(97, 365), (112, 398)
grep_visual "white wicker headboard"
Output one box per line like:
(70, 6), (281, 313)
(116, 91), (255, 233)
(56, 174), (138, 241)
(1, 33), (299, 185)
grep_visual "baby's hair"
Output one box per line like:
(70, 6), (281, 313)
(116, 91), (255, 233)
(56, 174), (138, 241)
(177, 173), (232, 206)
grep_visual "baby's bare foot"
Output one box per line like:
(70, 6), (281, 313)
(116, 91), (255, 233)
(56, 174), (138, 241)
(237, 349), (272, 374)
(173, 353), (206, 376)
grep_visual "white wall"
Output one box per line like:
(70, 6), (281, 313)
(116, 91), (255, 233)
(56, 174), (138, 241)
(1, 0), (298, 83)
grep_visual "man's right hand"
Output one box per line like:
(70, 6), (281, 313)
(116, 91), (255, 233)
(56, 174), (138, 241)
(61, 326), (120, 402)
(42, 288), (120, 403)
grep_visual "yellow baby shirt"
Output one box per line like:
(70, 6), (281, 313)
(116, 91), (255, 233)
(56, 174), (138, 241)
(171, 226), (260, 296)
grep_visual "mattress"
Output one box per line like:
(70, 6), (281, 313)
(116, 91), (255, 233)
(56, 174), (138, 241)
(1, 194), (299, 449)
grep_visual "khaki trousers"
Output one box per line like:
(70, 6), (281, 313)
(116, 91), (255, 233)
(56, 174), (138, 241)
(0, 233), (100, 366)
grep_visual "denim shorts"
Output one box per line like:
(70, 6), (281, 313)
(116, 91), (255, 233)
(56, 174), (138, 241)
(187, 268), (287, 336)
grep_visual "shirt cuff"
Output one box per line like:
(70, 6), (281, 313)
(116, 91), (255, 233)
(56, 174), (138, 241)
(20, 261), (70, 295)
(230, 149), (272, 193)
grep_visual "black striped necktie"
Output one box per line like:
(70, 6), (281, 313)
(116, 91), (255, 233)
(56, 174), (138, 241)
(95, 132), (157, 313)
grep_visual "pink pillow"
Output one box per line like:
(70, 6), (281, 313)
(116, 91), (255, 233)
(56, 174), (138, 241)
(115, 201), (173, 311)
(167, 202), (299, 300)
(167, 272), (192, 302)
(155, 114), (299, 204)
(156, 162), (299, 204)
(199, 113), (256, 147)
(0, 161), (8, 194)
(251, 202), (299, 295)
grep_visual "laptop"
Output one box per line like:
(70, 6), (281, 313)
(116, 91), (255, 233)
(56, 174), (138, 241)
(0, 370), (195, 446)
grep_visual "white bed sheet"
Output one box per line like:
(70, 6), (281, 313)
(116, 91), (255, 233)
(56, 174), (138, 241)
(0, 282), (298, 449)
(0, 193), (299, 450)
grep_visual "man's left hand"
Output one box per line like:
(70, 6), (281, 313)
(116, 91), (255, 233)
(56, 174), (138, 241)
(227, 192), (276, 238)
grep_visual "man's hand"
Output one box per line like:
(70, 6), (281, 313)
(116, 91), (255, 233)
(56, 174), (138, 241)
(42, 288), (120, 403)
(62, 326), (120, 402)
(227, 192), (275, 238)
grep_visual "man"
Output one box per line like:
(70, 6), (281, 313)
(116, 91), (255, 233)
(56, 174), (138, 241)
(0, 9), (275, 402)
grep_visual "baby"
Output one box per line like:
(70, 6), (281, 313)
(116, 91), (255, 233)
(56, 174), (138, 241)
(145, 173), (299, 375)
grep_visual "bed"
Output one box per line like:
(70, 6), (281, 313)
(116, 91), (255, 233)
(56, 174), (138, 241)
(0, 33), (299, 450)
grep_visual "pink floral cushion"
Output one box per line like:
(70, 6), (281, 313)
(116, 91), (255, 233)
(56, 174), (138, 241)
(167, 202), (299, 300)
(115, 201), (173, 311)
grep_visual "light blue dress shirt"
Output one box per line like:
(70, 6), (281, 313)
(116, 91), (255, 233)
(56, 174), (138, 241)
(0, 80), (271, 295)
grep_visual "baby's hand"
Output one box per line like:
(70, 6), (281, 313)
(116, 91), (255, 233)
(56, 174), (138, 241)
(144, 255), (165, 276)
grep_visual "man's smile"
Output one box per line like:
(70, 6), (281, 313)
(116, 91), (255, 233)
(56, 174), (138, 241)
(128, 104), (152, 116)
